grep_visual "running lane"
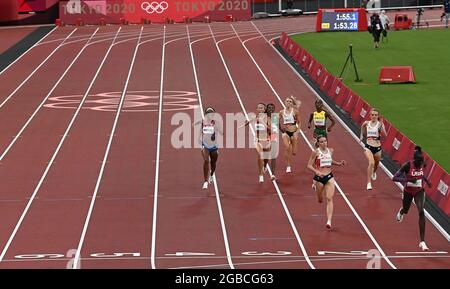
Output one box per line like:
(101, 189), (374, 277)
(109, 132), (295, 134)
(151, 25), (231, 269)
(190, 23), (311, 269)
(0, 26), (140, 269)
(223, 21), (392, 269)
(0, 28), (97, 155)
(243, 20), (450, 268)
(77, 26), (165, 269)
(0, 27), (71, 89)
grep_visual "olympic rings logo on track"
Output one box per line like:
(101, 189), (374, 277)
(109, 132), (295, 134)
(141, 1), (169, 14)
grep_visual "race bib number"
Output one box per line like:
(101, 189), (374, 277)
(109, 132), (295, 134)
(255, 123), (265, 131)
(407, 179), (422, 188)
(314, 118), (325, 126)
(284, 115), (294, 124)
(202, 125), (214, 135)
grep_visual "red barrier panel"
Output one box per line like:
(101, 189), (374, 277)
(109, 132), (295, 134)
(285, 38), (296, 57)
(326, 78), (344, 101)
(293, 46), (304, 64)
(382, 124), (399, 156)
(341, 90), (359, 114)
(425, 163), (450, 215)
(350, 98), (371, 126)
(334, 84), (351, 107)
(286, 40), (296, 57)
(306, 57), (318, 76)
(311, 63), (325, 83)
(423, 152), (435, 177)
(382, 119), (393, 137)
(288, 43), (300, 58)
(299, 51), (313, 70)
(316, 68), (330, 87)
(391, 134), (415, 165)
(437, 173), (450, 215)
(279, 32), (287, 48)
(292, 45), (302, 62)
(320, 74), (335, 94)
(296, 47), (306, 63)
(281, 34), (290, 50)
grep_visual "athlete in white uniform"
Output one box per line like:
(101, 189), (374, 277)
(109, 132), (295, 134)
(307, 135), (346, 229)
(279, 97), (301, 173)
(196, 107), (222, 189)
(242, 103), (272, 183)
(360, 109), (386, 190)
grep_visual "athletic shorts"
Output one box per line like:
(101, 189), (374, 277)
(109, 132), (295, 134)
(313, 172), (334, 185)
(283, 130), (295, 138)
(202, 143), (218, 153)
(314, 127), (327, 137)
(365, 143), (381, 155)
(256, 139), (271, 151)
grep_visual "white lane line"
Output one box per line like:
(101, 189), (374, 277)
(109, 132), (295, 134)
(396, 251), (448, 254)
(73, 27), (144, 269)
(151, 26), (166, 270)
(0, 28), (161, 163)
(0, 26), (58, 76)
(187, 25), (235, 269)
(0, 28), (98, 162)
(248, 21), (398, 268)
(0, 28), (77, 109)
(0, 27), (102, 263)
(209, 24), (315, 269)
(1, 252), (449, 264)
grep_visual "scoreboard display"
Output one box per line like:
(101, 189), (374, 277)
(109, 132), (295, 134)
(316, 8), (368, 32)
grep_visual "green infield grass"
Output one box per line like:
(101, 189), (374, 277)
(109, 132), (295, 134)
(292, 29), (450, 171)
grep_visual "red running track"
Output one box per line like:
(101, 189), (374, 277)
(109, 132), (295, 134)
(0, 16), (448, 268)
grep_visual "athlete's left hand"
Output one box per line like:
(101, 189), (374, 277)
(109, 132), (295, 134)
(340, 160), (347, 166)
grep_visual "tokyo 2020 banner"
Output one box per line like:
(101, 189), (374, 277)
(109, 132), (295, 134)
(60, 0), (251, 24)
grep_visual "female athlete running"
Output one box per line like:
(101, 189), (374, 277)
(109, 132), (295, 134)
(279, 96), (301, 173)
(393, 146), (432, 251)
(196, 107), (222, 189)
(307, 135), (346, 229)
(360, 109), (387, 190)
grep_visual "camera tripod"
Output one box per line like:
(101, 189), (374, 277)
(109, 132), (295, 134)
(339, 44), (362, 82)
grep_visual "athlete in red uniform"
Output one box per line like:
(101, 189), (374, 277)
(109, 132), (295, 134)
(392, 146), (432, 251)
(307, 135), (346, 230)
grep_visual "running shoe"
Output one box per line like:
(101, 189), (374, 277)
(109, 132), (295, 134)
(270, 175), (276, 181)
(371, 172), (377, 181)
(202, 181), (208, 189)
(326, 221), (332, 230)
(396, 208), (403, 222)
(208, 174), (214, 184)
(419, 241), (429, 251)
(259, 175), (264, 183)
(286, 166), (292, 173)
(367, 183), (372, 190)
